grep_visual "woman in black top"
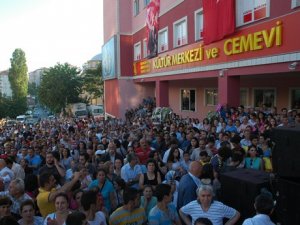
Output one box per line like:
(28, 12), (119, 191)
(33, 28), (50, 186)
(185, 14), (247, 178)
(139, 159), (161, 190)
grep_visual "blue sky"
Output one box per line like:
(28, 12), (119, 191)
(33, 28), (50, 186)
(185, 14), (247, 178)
(0, 0), (103, 71)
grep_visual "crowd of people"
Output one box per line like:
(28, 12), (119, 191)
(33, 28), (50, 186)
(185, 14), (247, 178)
(0, 99), (299, 225)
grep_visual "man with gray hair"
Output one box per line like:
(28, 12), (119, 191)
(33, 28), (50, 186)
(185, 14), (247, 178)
(179, 185), (240, 225)
(0, 178), (32, 215)
(121, 153), (142, 189)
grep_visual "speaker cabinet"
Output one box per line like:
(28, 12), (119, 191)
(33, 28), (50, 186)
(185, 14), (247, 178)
(271, 126), (300, 179)
(220, 169), (271, 222)
(274, 178), (300, 225)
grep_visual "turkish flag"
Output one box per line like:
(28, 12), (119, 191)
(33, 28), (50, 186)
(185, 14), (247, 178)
(203, 0), (235, 45)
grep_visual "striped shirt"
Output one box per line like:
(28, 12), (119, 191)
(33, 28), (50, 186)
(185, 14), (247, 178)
(109, 206), (146, 225)
(180, 200), (237, 225)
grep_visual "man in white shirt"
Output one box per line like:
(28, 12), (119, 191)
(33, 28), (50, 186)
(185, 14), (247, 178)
(242, 194), (275, 225)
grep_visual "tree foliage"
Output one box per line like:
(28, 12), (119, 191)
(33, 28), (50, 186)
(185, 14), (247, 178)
(9, 49), (28, 99)
(38, 63), (83, 113)
(28, 82), (38, 96)
(0, 95), (26, 118)
(8, 48), (28, 115)
(82, 63), (104, 102)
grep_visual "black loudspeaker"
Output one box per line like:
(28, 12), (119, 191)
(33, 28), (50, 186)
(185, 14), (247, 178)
(274, 178), (300, 225)
(271, 126), (300, 179)
(220, 169), (271, 223)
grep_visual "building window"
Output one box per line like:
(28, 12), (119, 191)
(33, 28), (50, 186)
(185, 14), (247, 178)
(236, 0), (270, 27)
(205, 89), (218, 106)
(240, 88), (249, 107)
(144, 0), (150, 8)
(143, 39), (148, 58)
(290, 88), (300, 109)
(194, 8), (203, 41)
(158, 27), (168, 53)
(134, 0), (140, 16)
(292, 0), (300, 9)
(134, 42), (141, 61)
(181, 89), (196, 111)
(253, 88), (275, 108)
(173, 17), (187, 48)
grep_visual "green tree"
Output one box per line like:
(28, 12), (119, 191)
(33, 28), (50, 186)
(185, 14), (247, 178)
(8, 48), (28, 114)
(82, 63), (104, 102)
(28, 82), (38, 96)
(9, 49), (28, 98)
(38, 63), (83, 113)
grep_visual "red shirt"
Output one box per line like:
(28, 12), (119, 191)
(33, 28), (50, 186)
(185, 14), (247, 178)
(135, 147), (151, 165)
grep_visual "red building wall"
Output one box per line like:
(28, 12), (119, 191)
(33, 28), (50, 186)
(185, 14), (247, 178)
(120, 35), (133, 76)
(104, 79), (120, 118)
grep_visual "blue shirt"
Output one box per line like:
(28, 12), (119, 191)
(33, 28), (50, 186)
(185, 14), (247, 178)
(225, 125), (238, 133)
(149, 203), (179, 225)
(88, 178), (115, 212)
(121, 163), (142, 189)
(25, 154), (42, 174)
(140, 196), (157, 218)
(242, 214), (275, 225)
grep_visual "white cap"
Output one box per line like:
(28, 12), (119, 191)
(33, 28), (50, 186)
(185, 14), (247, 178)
(95, 150), (106, 155)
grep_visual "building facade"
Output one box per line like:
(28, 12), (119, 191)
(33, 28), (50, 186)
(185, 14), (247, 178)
(0, 70), (12, 98)
(28, 68), (45, 87)
(102, 0), (300, 119)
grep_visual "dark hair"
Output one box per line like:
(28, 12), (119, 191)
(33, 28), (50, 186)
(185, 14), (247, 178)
(254, 194), (274, 215)
(62, 148), (71, 158)
(55, 192), (69, 203)
(127, 153), (137, 163)
(123, 187), (139, 204)
(146, 158), (158, 172)
(38, 172), (53, 188)
(167, 146), (180, 163)
(194, 217), (213, 225)
(20, 199), (35, 213)
(0, 216), (19, 225)
(81, 190), (97, 211)
(218, 146), (232, 161)
(66, 211), (86, 225)
(200, 163), (214, 180)
(149, 150), (159, 159)
(231, 151), (244, 164)
(114, 177), (126, 190)
(73, 189), (84, 200)
(0, 196), (12, 206)
(247, 145), (258, 156)
(52, 151), (60, 161)
(191, 137), (200, 148)
(78, 141), (87, 150)
(97, 168), (107, 177)
(230, 135), (241, 144)
(207, 136), (215, 143)
(155, 183), (171, 202)
(79, 152), (89, 161)
(25, 174), (38, 192)
(199, 151), (208, 157)
(250, 135), (258, 141)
